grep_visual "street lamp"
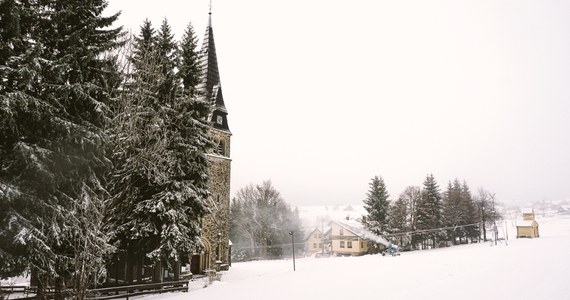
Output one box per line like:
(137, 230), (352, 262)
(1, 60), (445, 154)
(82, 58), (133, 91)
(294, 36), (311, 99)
(289, 231), (295, 271)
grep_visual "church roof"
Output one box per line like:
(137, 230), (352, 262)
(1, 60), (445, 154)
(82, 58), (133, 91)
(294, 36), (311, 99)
(198, 12), (230, 132)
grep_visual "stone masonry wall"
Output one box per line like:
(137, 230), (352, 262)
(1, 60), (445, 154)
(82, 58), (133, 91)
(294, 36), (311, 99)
(202, 129), (231, 269)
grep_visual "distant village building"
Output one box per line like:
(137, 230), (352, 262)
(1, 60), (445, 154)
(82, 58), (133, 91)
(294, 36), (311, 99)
(305, 227), (329, 255)
(190, 10), (232, 274)
(516, 209), (539, 238)
(305, 220), (390, 256)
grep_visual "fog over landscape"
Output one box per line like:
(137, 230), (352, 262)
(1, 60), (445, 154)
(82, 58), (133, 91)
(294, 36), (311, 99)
(106, 0), (570, 206)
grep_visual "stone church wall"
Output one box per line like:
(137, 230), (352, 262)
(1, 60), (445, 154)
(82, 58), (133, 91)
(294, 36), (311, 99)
(202, 128), (232, 269)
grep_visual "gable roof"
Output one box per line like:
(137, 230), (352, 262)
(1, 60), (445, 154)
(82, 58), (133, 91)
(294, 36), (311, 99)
(516, 219), (539, 227)
(304, 226), (332, 241)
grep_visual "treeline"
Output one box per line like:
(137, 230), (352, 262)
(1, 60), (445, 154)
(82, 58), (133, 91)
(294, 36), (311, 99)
(229, 181), (302, 262)
(361, 174), (502, 250)
(0, 1), (213, 298)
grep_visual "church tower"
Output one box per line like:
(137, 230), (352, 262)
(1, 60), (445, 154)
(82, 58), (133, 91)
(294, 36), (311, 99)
(192, 9), (232, 273)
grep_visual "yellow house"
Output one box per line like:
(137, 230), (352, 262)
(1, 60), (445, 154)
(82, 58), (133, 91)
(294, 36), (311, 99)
(516, 209), (539, 238)
(305, 228), (328, 255)
(329, 220), (389, 256)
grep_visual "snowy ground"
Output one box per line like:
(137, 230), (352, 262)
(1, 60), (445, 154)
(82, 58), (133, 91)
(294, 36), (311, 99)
(145, 214), (570, 300)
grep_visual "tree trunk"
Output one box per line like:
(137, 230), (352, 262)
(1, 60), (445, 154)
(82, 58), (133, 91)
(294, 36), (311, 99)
(36, 272), (47, 300)
(54, 275), (64, 300)
(136, 253), (143, 283)
(173, 261), (181, 281)
(126, 254), (134, 284)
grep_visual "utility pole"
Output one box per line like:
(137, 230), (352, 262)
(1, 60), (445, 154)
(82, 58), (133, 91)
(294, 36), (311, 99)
(321, 217), (325, 255)
(289, 231), (296, 271)
(505, 221), (509, 246)
(491, 194), (498, 246)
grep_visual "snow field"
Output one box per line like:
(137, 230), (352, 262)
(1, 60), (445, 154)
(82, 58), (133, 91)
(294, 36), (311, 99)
(145, 215), (570, 300)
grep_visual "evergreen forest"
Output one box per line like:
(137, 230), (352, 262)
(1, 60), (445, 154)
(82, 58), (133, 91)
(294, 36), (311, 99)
(0, 1), (214, 298)
(362, 174), (503, 251)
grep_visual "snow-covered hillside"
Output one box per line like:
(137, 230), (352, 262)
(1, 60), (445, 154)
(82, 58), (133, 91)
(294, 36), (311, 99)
(145, 214), (570, 300)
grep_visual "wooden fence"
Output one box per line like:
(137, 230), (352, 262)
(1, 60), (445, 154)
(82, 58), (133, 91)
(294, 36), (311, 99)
(0, 280), (189, 300)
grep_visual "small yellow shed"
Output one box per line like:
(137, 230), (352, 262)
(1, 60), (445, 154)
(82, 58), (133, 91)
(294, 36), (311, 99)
(516, 220), (539, 238)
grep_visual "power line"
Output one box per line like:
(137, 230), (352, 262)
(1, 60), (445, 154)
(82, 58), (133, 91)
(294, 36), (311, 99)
(384, 222), (482, 237)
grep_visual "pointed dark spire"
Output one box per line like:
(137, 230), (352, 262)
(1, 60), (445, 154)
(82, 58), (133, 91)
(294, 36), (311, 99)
(198, 7), (230, 132)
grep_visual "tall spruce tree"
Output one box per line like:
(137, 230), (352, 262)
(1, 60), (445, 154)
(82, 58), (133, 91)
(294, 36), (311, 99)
(106, 17), (213, 281)
(361, 175), (390, 235)
(156, 19), (178, 103)
(443, 179), (466, 244)
(0, 0), (122, 298)
(178, 22), (202, 98)
(106, 29), (167, 283)
(442, 179), (480, 244)
(131, 19), (156, 67)
(460, 181), (480, 242)
(415, 174), (443, 248)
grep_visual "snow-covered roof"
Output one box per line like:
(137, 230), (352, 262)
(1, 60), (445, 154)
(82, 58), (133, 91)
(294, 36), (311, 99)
(515, 217), (538, 227)
(304, 226), (332, 241)
(333, 220), (390, 247)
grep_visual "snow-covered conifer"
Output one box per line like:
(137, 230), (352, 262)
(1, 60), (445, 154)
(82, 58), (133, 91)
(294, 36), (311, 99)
(106, 17), (213, 279)
(415, 174), (443, 248)
(0, 0), (122, 297)
(361, 175), (390, 235)
(178, 22), (202, 98)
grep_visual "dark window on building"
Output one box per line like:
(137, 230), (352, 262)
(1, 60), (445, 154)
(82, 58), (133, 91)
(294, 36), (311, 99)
(216, 140), (225, 156)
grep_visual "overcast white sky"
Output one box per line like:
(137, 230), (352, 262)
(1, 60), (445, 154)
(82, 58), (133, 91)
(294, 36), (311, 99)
(105, 0), (570, 206)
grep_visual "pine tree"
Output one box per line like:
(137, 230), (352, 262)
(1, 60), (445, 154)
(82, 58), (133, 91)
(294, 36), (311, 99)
(106, 17), (214, 281)
(442, 179), (480, 244)
(131, 19), (156, 67)
(178, 22), (202, 98)
(460, 181), (480, 242)
(415, 174), (443, 248)
(0, 0), (122, 297)
(443, 179), (466, 244)
(106, 21), (169, 282)
(156, 19), (178, 103)
(361, 175), (390, 235)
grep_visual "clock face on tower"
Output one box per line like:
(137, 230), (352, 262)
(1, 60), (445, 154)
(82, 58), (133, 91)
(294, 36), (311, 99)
(216, 115), (223, 125)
